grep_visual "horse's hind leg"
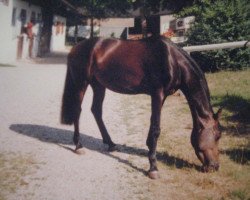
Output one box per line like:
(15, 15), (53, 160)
(73, 86), (88, 152)
(90, 79), (116, 151)
(146, 88), (165, 179)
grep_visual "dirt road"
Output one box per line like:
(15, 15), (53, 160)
(0, 54), (176, 200)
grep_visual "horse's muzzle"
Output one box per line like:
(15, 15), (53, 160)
(202, 162), (220, 172)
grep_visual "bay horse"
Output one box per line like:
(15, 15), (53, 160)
(61, 36), (222, 179)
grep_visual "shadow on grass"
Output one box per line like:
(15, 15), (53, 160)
(221, 148), (250, 165)
(9, 124), (201, 176)
(211, 94), (250, 134)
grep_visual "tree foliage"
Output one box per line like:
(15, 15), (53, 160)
(178, 0), (250, 71)
(70, 0), (133, 18)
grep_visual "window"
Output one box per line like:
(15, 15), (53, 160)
(30, 11), (36, 24)
(37, 13), (42, 23)
(177, 30), (185, 37)
(177, 20), (184, 28)
(20, 9), (27, 26)
(0, 0), (9, 6)
(11, 7), (17, 26)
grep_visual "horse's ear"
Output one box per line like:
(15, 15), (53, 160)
(214, 107), (223, 120)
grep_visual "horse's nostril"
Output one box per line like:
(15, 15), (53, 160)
(202, 162), (220, 173)
(214, 163), (220, 171)
(209, 162), (220, 172)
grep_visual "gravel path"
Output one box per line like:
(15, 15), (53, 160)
(0, 53), (167, 200)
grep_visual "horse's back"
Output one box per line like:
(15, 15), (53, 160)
(91, 37), (170, 94)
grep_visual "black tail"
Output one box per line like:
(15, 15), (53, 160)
(61, 60), (80, 125)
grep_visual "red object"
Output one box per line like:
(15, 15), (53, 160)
(27, 22), (33, 29)
(26, 22), (33, 39)
(163, 28), (175, 38)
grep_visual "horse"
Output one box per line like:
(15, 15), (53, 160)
(61, 36), (222, 179)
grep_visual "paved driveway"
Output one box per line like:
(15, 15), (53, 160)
(0, 53), (159, 200)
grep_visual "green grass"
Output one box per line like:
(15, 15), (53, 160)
(206, 70), (250, 99)
(118, 69), (250, 200)
(206, 69), (250, 135)
(230, 189), (249, 200)
(0, 63), (16, 67)
(0, 153), (38, 200)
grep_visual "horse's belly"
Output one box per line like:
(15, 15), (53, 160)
(95, 69), (148, 94)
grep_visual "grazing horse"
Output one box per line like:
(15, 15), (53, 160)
(61, 36), (222, 179)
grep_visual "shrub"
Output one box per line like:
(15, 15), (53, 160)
(179, 0), (250, 71)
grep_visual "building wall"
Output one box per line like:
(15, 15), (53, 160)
(99, 18), (134, 39)
(99, 27), (127, 38)
(160, 15), (195, 43)
(0, 0), (15, 63)
(0, 0), (42, 63)
(50, 15), (66, 51)
(160, 15), (175, 35)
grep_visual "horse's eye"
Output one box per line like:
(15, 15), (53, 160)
(219, 125), (223, 132)
(215, 130), (221, 141)
(216, 134), (221, 141)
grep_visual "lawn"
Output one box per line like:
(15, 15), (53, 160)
(0, 63), (16, 67)
(207, 70), (250, 135)
(162, 69), (250, 200)
(0, 153), (38, 200)
(119, 69), (250, 200)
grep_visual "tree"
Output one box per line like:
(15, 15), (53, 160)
(38, 1), (53, 56)
(178, 0), (250, 71)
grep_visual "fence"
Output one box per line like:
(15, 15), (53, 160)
(183, 41), (249, 53)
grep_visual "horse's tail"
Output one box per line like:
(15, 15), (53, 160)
(61, 56), (80, 125)
(61, 39), (98, 125)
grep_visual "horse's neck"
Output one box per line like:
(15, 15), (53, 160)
(181, 77), (214, 130)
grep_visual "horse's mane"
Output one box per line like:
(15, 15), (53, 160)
(162, 37), (211, 93)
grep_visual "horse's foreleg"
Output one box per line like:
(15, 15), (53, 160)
(91, 81), (116, 151)
(146, 88), (165, 179)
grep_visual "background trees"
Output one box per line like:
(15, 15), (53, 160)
(178, 0), (250, 71)
(36, 0), (249, 70)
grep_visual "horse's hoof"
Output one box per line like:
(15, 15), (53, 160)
(75, 148), (85, 155)
(108, 144), (117, 152)
(148, 171), (159, 179)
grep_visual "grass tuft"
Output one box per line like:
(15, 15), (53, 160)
(0, 153), (37, 200)
(0, 63), (16, 67)
(230, 189), (249, 200)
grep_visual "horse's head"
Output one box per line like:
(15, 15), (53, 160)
(192, 108), (223, 172)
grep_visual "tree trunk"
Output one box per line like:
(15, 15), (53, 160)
(90, 16), (94, 38)
(74, 24), (78, 44)
(140, 4), (148, 38)
(141, 16), (147, 38)
(38, 4), (53, 57)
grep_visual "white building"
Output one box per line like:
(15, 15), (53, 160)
(50, 15), (67, 52)
(0, 0), (42, 63)
(67, 18), (134, 40)
(161, 15), (195, 43)
(99, 18), (134, 39)
(0, 0), (67, 64)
